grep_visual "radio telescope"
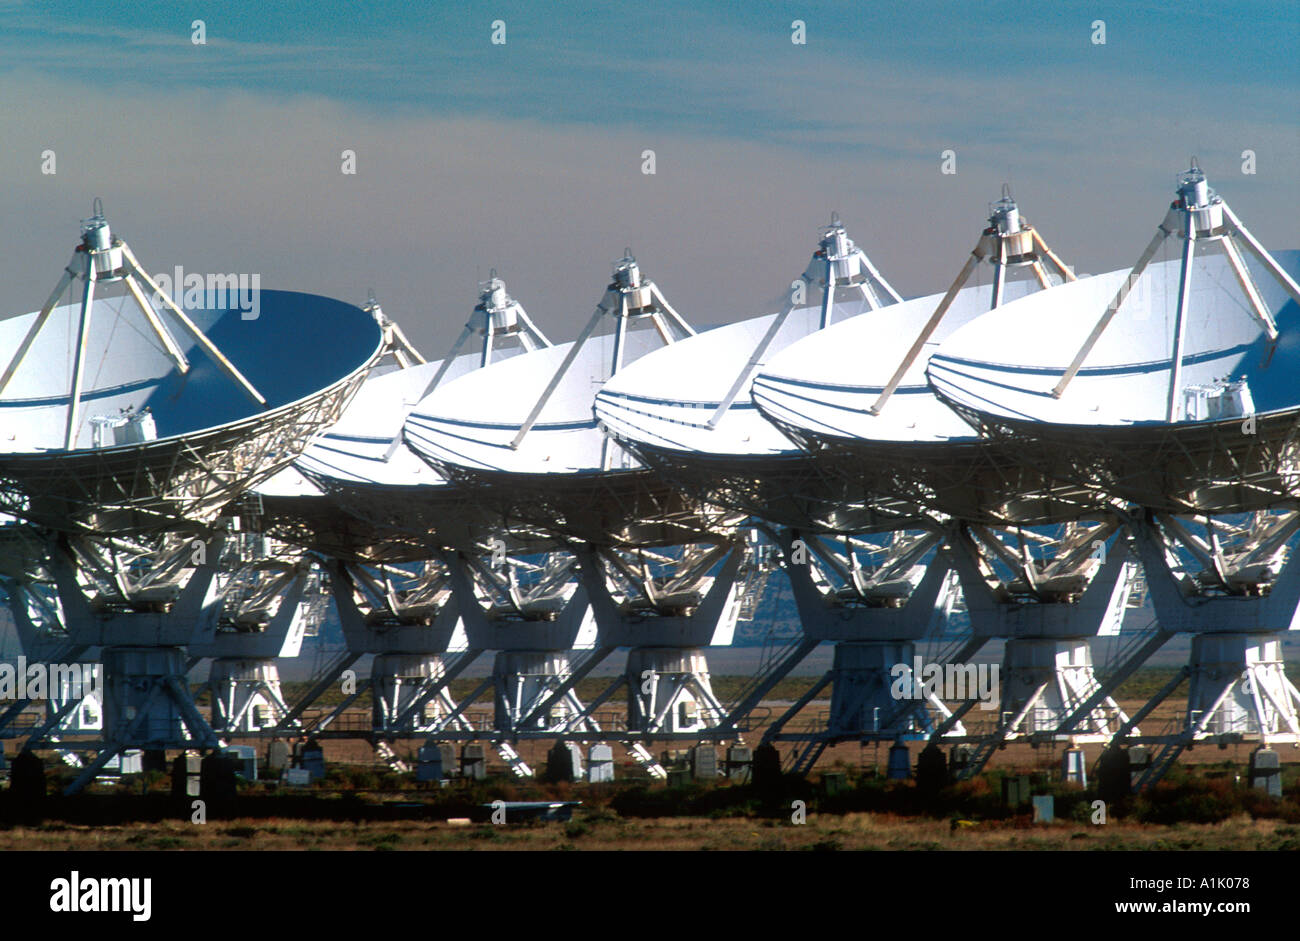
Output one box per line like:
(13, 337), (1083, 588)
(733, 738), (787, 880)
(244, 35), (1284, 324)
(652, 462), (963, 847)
(592, 218), (966, 761)
(751, 191), (1096, 527)
(595, 215), (909, 534)
(736, 195), (1145, 774)
(927, 162), (1300, 516)
(0, 202), (384, 536)
(925, 162), (1300, 786)
(402, 254), (775, 773)
(0, 202), (384, 792)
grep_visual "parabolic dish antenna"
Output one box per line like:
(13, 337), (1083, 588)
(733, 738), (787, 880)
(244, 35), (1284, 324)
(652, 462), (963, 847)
(928, 162), (1300, 514)
(0, 203), (384, 534)
(596, 216), (910, 533)
(405, 254), (728, 547)
(265, 275), (554, 558)
(751, 192), (1099, 525)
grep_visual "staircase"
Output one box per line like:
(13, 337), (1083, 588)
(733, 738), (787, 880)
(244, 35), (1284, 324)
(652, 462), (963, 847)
(624, 742), (667, 779)
(277, 650), (360, 730)
(734, 553), (777, 621)
(725, 636), (816, 721)
(1098, 617), (1160, 682)
(495, 741), (533, 778)
(789, 739), (828, 777)
(1134, 739), (1187, 792)
(954, 734), (1002, 780)
(373, 740), (410, 773)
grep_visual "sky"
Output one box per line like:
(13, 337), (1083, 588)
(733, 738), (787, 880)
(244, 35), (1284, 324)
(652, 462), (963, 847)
(0, 1), (1296, 355)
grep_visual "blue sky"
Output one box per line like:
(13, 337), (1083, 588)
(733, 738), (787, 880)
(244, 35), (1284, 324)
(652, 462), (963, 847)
(6, 3), (1295, 144)
(0, 1), (1295, 350)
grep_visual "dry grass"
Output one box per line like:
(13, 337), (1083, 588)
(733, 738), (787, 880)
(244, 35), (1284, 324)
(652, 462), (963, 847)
(1, 810), (1294, 852)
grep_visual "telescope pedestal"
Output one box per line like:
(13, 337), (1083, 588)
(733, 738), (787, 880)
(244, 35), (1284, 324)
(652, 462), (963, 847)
(941, 526), (1139, 779)
(1118, 514), (1300, 789)
(625, 647), (724, 735)
(996, 638), (1119, 741)
(571, 541), (753, 779)
(25, 535), (229, 795)
(1185, 634), (1300, 742)
(207, 659), (294, 733)
(62, 645), (221, 795)
(371, 653), (453, 732)
(761, 530), (961, 776)
(284, 560), (476, 772)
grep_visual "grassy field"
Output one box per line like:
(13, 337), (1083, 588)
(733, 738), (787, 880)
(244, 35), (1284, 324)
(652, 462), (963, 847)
(4, 749), (1298, 851)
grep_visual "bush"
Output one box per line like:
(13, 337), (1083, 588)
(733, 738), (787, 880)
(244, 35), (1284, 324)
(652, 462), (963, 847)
(324, 766), (381, 790)
(1134, 777), (1243, 825)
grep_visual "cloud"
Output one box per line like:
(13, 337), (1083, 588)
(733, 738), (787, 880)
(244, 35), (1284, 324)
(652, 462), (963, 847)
(0, 22), (1293, 359)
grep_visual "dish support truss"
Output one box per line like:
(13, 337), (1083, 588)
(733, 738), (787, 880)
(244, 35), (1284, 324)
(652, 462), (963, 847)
(0, 526), (317, 794)
(509, 252), (694, 456)
(418, 271), (552, 402)
(869, 188), (1074, 416)
(427, 462), (739, 554)
(948, 401), (1300, 519)
(706, 214), (901, 425)
(762, 407), (1109, 531)
(0, 202), (266, 452)
(0, 351), (376, 537)
(622, 444), (928, 537)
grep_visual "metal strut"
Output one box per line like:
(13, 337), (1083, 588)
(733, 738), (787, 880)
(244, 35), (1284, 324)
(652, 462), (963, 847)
(872, 193), (1072, 416)
(1054, 163), (1299, 400)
